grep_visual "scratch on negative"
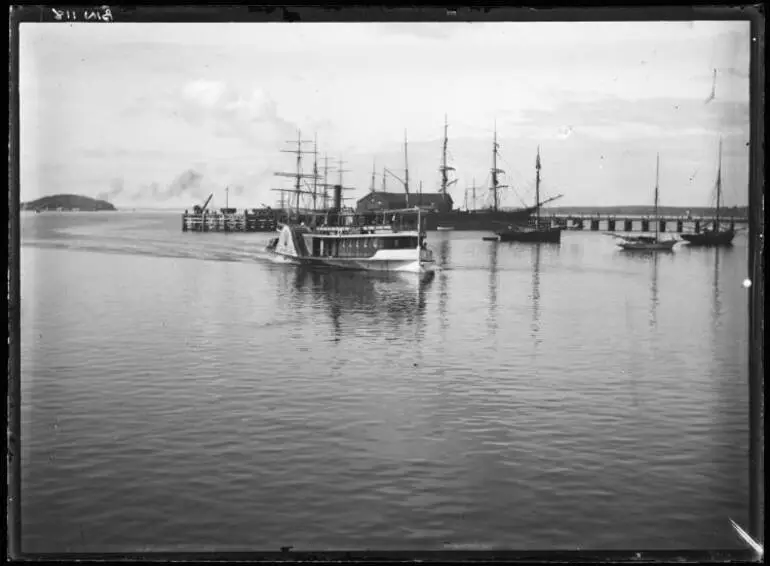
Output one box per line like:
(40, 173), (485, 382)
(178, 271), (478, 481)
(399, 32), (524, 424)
(729, 518), (763, 558)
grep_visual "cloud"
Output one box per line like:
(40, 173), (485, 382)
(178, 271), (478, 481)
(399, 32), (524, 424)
(179, 80), (296, 145)
(182, 79), (227, 108)
(517, 96), (749, 141)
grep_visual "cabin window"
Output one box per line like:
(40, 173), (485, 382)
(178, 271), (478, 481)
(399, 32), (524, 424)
(372, 238), (378, 250)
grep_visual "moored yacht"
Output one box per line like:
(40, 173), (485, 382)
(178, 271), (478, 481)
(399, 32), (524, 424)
(613, 153), (678, 252)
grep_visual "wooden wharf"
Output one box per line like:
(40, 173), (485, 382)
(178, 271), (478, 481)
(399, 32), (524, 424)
(543, 213), (747, 234)
(182, 209), (279, 233)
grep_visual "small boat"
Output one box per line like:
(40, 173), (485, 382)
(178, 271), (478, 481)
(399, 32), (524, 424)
(681, 229), (735, 246)
(681, 137), (735, 247)
(614, 153), (677, 252)
(498, 224), (562, 243)
(616, 235), (677, 251)
(493, 146), (563, 244)
(436, 225), (455, 231)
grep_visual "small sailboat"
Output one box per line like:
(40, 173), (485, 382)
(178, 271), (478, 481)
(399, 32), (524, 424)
(615, 153), (677, 252)
(681, 137), (735, 247)
(495, 146), (563, 243)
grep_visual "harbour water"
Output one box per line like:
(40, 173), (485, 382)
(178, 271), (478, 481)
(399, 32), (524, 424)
(19, 211), (750, 552)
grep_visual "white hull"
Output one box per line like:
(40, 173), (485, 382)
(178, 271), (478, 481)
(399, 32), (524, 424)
(267, 225), (435, 273)
(269, 250), (433, 273)
(436, 226), (455, 231)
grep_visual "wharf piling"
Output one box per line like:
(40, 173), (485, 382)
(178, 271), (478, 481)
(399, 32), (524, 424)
(182, 208), (279, 233)
(544, 213), (745, 234)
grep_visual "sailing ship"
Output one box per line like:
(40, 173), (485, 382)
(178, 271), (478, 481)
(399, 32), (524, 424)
(494, 146), (563, 243)
(680, 137), (735, 247)
(420, 120), (546, 231)
(614, 153), (677, 252)
(266, 131), (435, 273)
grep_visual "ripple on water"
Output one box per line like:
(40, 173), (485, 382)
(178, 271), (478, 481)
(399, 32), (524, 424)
(19, 215), (750, 552)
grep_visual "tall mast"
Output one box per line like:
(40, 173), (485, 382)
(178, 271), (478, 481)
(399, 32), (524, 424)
(492, 127), (498, 211)
(274, 128), (315, 221)
(383, 132), (411, 203)
(312, 134), (319, 211)
(439, 114), (457, 204)
(490, 124), (507, 212)
(294, 130), (302, 215)
(715, 136), (723, 228)
(472, 177), (477, 211)
(370, 159), (377, 192)
(404, 129), (410, 196)
(381, 167), (387, 192)
(337, 158), (347, 187)
(322, 154), (330, 209)
(654, 152), (660, 240)
(441, 114), (449, 199)
(535, 146), (541, 225)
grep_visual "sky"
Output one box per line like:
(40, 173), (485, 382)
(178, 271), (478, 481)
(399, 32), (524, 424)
(19, 20), (752, 210)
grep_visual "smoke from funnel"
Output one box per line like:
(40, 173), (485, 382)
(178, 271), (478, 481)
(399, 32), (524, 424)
(96, 178), (124, 202)
(130, 169), (206, 202)
(169, 169), (203, 196)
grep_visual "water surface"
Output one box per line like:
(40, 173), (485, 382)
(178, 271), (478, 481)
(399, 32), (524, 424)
(20, 211), (750, 552)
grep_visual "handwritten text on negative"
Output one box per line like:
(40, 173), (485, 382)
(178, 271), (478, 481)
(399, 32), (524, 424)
(52, 7), (113, 22)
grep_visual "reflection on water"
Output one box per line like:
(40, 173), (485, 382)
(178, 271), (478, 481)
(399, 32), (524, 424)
(20, 213), (751, 552)
(437, 237), (451, 267)
(615, 251), (663, 330)
(281, 267), (433, 343)
(530, 244), (542, 347)
(650, 252), (660, 329)
(713, 247), (723, 328)
(487, 241), (499, 335)
(437, 238), (451, 334)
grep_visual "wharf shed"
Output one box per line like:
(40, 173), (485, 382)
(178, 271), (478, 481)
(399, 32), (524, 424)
(356, 191), (454, 214)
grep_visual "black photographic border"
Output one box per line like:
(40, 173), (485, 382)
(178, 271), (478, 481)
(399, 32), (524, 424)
(6, 3), (764, 562)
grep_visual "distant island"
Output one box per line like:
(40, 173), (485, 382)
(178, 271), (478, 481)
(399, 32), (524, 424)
(21, 194), (117, 212)
(543, 205), (749, 218)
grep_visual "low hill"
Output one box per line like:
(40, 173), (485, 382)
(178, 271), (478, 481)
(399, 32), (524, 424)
(21, 194), (117, 212)
(543, 205), (749, 217)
